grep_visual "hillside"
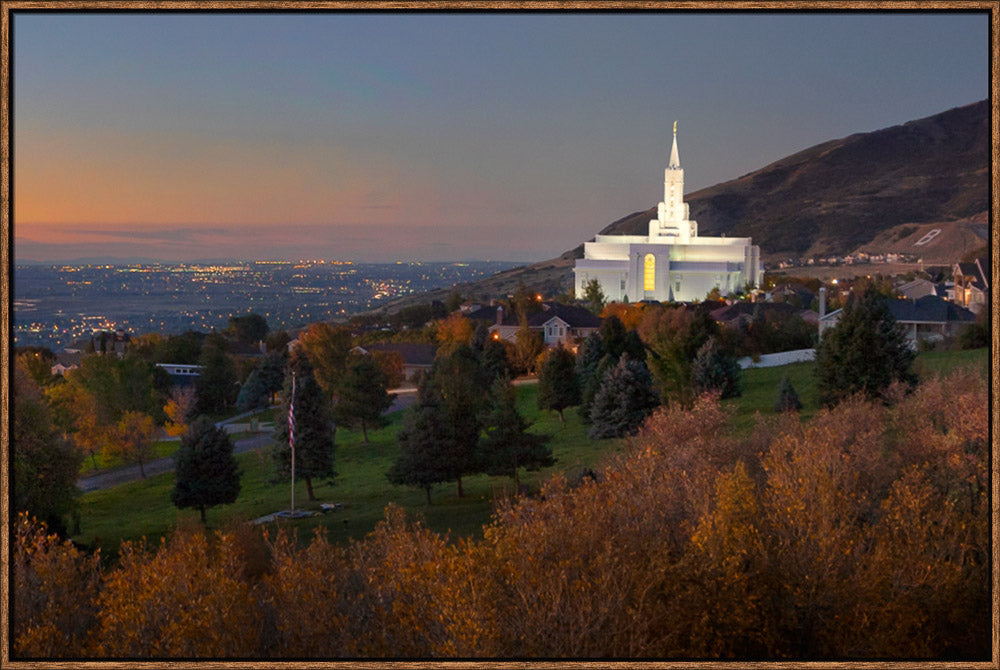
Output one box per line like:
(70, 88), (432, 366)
(379, 100), (989, 312)
(603, 100), (989, 259)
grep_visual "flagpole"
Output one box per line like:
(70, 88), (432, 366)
(290, 372), (296, 513)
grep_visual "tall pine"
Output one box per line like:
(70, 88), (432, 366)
(537, 345), (580, 423)
(479, 376), (553, 489)
(333, 356), (395, 442)
(272, 352), (336, 502)
(171, 417), (241, 524)
(387, 375), (451, 504)
(589, 354), (659, 439)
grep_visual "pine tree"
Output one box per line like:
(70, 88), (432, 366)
(588, 354), (659, 439)
(387, 376), (451, 504)
(537, 345), (580, 423)
(815, 287), (917, 407)
(579, 354), (615, 425)
(433, 346), (486, 497)
(333, 356), (395, 442)
(272, 354), (336, 502)
(479, 377), (553, 489)
(691, 336), (743, 399)
(195, 340), (238, 416)
(774, 374), (803, 413)
(236, 369), (270, 412)
(171, 417), (241, 524)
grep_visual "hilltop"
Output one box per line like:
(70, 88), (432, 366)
(379, 100), (989, 313)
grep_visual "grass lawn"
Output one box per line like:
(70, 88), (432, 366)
(74, 383), (623, 560)
(73, 347), (988, 561)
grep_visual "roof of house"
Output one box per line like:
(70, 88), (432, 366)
(710, 301), (802, 323)
(495, 302), (603, 329)
(820, 295), (976, 324)
(887, 295), (976, 324)
(954, 257), (989, 291)
(360, 342), (437, 366)
(465, 305), (503, 322)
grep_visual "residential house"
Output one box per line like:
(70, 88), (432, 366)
(818, 294), (976, 347)
(952, 257), (989, 314)
(50, 351), (84, 376)
(351, 342), (437, 382)
(489, 302), (602, 350)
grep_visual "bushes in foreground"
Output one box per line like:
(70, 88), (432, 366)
(13, 370), (989, 659)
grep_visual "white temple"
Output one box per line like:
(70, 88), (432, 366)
(574, 123), (762, 303)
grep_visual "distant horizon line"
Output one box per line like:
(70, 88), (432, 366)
(14, 256), (533, 267)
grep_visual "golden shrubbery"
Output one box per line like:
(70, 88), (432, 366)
(12, 370), (989, 659)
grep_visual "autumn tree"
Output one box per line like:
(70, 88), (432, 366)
(172, 418), (242, 523)
(638, 304), (719, 407)
(815, 286), (917, 406)
(512, 321), (544, 374)
(297, 322), (353, 397)
(479, 377), (553, 489)
(536, 345), (580, 422)
(163, 386), (196, 437)
(12, 361), (83, 536)
(108, 411), (159, 478)
(333, 356), (396, 442)
(435, 312), (474, 356)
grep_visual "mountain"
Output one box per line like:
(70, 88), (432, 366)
(378, 100), (989, 313)
(600, 100), (989, 259)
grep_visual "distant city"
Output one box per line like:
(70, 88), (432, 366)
(13, 260), (520, 349)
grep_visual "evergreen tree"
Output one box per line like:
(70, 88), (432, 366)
(815, 287), (917, 407)
(774, 374), (803, 413)
(236, 369), (270, 412)
(583, 278), (606, 315)
(171, 417), (241, 524)
(195, 340), (238, 416)
(432, 346), (487, 497)
(588, 354), (659, 439)
(479, 377), (553, 489)
(333, 356), (396, 442)
(537, 345), (580, 423)
(579, 354), (615, 425)
(691, 336), (743, 399)
(480, 338), (515, 384)
(387, 376), (452, 504)
(272, 354), (336, 502)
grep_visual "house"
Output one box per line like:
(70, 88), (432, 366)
(896, 278), (944, 301)
(351, 342), (437, 382)
(50, 351), (84, 376)
(709, 301), (805, 328)
(818, 295), (976, 347)
(952, 257), (989, 314)
(155, 363), (204, 387)
(489, 302), (602, 350)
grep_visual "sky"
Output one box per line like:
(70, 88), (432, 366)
(12, 10), (989, 263)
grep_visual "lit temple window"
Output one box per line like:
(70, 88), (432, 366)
(643, 254), (655, 291)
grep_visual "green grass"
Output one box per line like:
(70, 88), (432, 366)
(74, 384), (622, 560)
(73, 347), (988, 560)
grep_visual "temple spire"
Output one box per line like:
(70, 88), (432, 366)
(668, 121), (680, 169)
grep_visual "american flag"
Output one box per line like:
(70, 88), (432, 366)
(288, 374), (296, 452)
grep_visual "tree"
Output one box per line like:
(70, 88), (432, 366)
(432, 346), (487, 497)
(479, 377), (554, 489)
(445, 289), (464, 313)
(194, 341), (238, 416)
(272, 355), (336, 502)
(639, 304), (719, 408)
(480, 338), (514, 384)
(171, 417), (242, 523)
(537, 345), (580, 423)
(387, 377), (452, 504)
(12, 361), (83, 536)
(435, 313), (474, 356)
(16, 347), (56, 386)
(108, 411), (159, 478)
(691, 336), (743, 399)
(582, 278), (606, 315)
(163, 387), (196, 437)
(815, 287), (917, 406)
(297, 322), (353, 397)
(236, 369), (271, 413)
(227, 313), (269, 345)
(774, 374), (802, 413)
(512, 321), (544, 374)
(333, 357), (396, 442)
(588, 354), (659, 439)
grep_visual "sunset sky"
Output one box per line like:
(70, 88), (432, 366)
(13, 11), (988, 263)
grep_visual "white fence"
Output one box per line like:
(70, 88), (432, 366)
(737, 348), (816, 370)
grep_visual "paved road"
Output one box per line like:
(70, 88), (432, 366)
(77, 388), (423, 494)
